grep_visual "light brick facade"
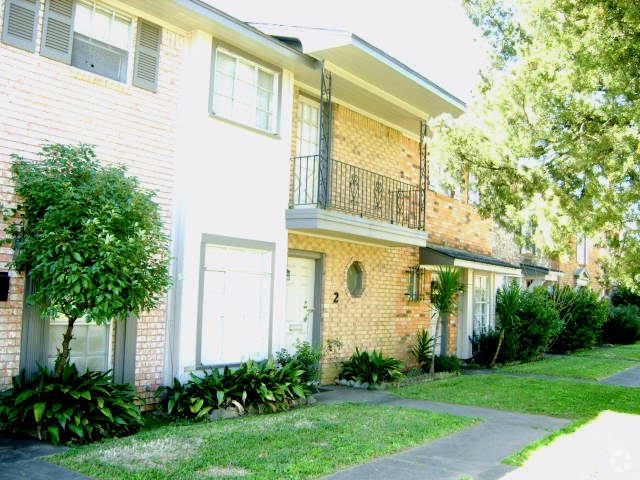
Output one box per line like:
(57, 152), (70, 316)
(0, 1), (184, 393)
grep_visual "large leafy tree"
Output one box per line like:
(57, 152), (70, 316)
(5, 144), (170, 376)
(430, 0), (640, 289)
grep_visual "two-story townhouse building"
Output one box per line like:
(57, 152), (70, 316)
(0, 0), (321, 400)
(1, 0), (530, 396)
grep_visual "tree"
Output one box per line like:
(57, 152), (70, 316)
(429, 0), (640, 290)
(5, 144), (170, 376)
(429, 266), (464, 377)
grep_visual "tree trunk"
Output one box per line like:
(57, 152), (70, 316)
(490, 328), (505, 368)
(55, 316), (77, 377)
(430, 312), (442, 378)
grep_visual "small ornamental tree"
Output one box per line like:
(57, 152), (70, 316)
(6, 144), (170, 376)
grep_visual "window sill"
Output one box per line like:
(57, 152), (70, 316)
(209, 111), (281, 139)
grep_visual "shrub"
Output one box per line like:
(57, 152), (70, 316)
(611, 287), (640, 308)
(550, 286), (609, 353)
(434, 355), (462, 372)
(275, 341), (322, 389)
(408, 328), (435, 372)
(158, 358), (308, 419)
(0, 364), (142, 445)
(471, 328), (502, 366)
(603, 305), (640, 344)
(338, 348), (403, 385)
(514, 287), (563, 360)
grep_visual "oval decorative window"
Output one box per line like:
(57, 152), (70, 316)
(347, 261), (364, 297)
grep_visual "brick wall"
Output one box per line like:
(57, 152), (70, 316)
(558, 238), (605, 292)
(288, 233), (429, 380)
(0, 1), (184, 393)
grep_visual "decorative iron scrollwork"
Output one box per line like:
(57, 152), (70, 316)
(373, 180), (384, 209)
(348, 173), (360, 205)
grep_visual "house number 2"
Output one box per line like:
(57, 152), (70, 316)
(333, 292), (339, 303)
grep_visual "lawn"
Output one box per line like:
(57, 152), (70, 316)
(500, 343), (640, 380)
(500, 355), (636, 380)
(396, 375), (640, 420)
(51, 403), (477, 480)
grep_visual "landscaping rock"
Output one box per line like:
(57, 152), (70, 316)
(209, 407), (241, 421)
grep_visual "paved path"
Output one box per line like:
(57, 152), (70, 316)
(0, 437), (90, 480)
(315, 387), (569, 480)
(600, 364), (640, 387)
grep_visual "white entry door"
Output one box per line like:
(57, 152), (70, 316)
(285, 256), (316, 352)
(293, 98), (320, 206)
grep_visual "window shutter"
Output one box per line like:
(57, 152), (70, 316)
(40, 0), (74, 63)
(133, 19), (161, 92)
(1, 0), (40, 51)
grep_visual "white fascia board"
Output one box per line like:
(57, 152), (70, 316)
(453, 259), (522, 275)
(350, 35), (466, 113)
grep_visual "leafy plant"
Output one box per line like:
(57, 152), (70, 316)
(492, 281), (521, 367)
(433, 355), (462, 373)
(430, 267), (464, 376)
(603, 305), (640, 345)
(471, 328), (502, 366)
(276, 341), (322, 390)
(550, 286), (609, 353)
(338, 348), (403, 385)
(157, 358), (309, 419)
(409, 328), (435, 372)
(0, 363), (142, 445)
(5, 144), (170, 375)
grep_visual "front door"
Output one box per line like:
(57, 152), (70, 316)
(285, 256), (316, 352)
(293, 98), (320, 206)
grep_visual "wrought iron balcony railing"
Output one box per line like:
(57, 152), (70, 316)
(290, 155), (423, 230)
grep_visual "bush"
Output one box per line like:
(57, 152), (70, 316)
(408, 328), (434, 372)
(158, 358), (308, 419)
(338, 348), (403, 385)
(434, 355), (462, 372)
(471, 328), (502, 366)
(550, 286), (609, 353)
(611, 287), (640, 308)
(275, 341), (322, 390)
(515, 287), (563, 360)
(603, 305), (640, 344)
(0, 364), (142, 445)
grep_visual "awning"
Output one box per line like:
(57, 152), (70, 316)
(419, 244), (521, 275)
(521, 263), (550, 277)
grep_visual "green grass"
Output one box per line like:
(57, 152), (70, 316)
(396, 375), (640, 419)
(51, 403), (477, 480)
(500, 355), (636, 380)
(576, 343), (640, 362)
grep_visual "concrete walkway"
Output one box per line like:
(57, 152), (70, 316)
(600, 364), (640, 387)
(315, 387), (569, 480)
(0, 436), (90, 480)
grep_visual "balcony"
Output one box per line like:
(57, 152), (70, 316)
(286, 155), (428, 247)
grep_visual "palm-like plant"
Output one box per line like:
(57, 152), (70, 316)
(492, 281), (522, 367)
(430, 266), (464, 377)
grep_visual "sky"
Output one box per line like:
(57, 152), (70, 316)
(205, 0), (488, 102)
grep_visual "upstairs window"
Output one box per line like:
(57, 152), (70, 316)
(428, 157), (460, 198)
(32, 0), (161, 91)
(468, 172), (480, 205)
(72, 1), (132, 82)
(521, 219), (537, 255)
(211, 48), (279, 134)
(576, 237), (588, 265)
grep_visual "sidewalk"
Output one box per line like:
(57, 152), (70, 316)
(0, 436), (90, 480)
(314, 386), (569, 480)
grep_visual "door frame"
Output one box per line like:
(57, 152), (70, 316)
(287, 249), (324, 349)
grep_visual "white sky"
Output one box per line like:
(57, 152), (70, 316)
(205, 0), (488, 102)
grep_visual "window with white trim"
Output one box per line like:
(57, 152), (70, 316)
(72, 1), (132, 82)
(429, 157), (459, 198)
(468, 172), (480, 205)
(47, 316), (112, 372)
(199, 241), (273, 366)
(576, 237), (588, 265)
(211, 48), (279, 133)
(472, 274), (492, 334)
